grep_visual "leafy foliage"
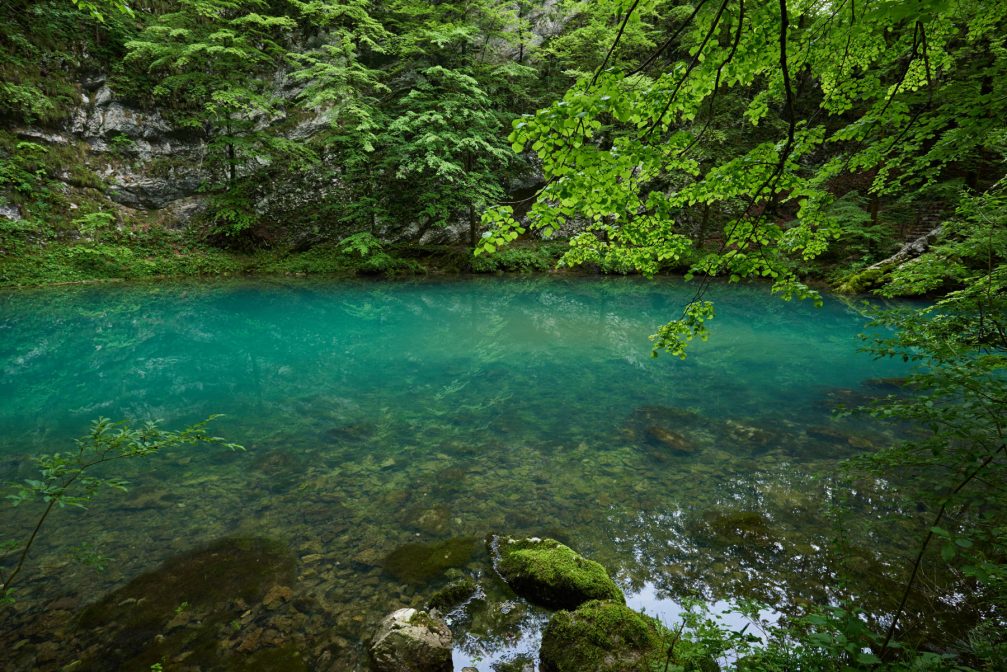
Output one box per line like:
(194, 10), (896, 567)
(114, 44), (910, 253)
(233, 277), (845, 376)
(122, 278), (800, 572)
(383, 66), (515, 246)
(480, 0), (1007, 354)
(2, 416), (242, 602)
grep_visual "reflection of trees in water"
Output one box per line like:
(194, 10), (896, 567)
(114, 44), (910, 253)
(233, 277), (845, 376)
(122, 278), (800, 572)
(448, 575), (551, 664)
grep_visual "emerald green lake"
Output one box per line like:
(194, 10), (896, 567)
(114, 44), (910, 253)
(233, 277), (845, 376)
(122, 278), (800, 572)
(0, 276), (913, 671)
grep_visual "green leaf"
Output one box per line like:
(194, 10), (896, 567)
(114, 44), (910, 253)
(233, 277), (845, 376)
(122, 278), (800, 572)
(940, 543), (956, 562)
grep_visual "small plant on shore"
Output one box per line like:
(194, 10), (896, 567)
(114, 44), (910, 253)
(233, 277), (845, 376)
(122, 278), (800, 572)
(1, 416), (242, 604)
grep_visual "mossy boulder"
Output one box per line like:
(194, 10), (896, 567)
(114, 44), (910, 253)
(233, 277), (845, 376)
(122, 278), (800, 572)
(539, 600), (662, 672)
(369, 608), (453, 672)
(428, 574), (478, 612)
(493, 537), (623, 610)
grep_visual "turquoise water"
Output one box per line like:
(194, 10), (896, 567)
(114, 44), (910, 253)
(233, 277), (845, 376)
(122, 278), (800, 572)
(0, 276), (913, 670)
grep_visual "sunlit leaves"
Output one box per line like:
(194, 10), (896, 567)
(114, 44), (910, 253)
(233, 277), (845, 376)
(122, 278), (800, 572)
(649, 299), (714, 358)
(495, 0), (1007, 357)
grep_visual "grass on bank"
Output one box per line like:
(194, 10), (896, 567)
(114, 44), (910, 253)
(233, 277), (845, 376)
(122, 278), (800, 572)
(0, 225), (577, 288)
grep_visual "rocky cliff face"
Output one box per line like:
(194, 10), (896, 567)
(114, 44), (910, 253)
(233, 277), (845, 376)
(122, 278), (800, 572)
(70, 78), (210, 223)
(10, 73), (340, 237)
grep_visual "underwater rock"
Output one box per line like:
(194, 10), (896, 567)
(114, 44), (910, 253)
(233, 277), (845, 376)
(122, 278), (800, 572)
(427, 574), (478, 612)
(369, 608), (452, 672)
(805, 424), (852, 444)
(645, 426), (699, 457)
(76, 537), (298, 670)
(631, 405), (704, 427)
(698, 510), (779, 548)
(539, 600), (662, 672)
(491, 536), (623, 610)
(323, 422), (376, 444)
(724, 419), (776, 451)
(383, 538), (479, 585)
(401, 503), (453, 536)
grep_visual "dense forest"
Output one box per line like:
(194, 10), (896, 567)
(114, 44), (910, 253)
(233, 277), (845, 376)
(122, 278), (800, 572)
(1, 0), (1006, 671)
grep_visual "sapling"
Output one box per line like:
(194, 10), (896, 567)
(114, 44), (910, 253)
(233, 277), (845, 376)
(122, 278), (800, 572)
(1, 415), (242, 603)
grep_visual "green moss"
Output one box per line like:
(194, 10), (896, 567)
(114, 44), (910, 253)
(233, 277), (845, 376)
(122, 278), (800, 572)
(382, 537), (479, 585)
(835, 266), (886, 294)
(539, 600), (662, 672)
(0, 239), (248, 287)
(428, 576), (478, 612)
(494, 537), (623, 610)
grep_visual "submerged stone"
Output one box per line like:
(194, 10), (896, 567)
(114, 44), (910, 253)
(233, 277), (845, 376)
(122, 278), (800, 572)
(724, 419), (777, 451)
(699, 510), (778, 548)
(383, 537), (479, 585)
(369, 607), (452, 672)
(76, 537), (297, 671)
(401, 502), (453, 535)
(539, 600), (662, 672)
(428, 575), (478, 612)
(631, 405), (704, 427)
(645, 426), (699, 457)
(322, 421), (376, 444)
(492, 536), (623, 610)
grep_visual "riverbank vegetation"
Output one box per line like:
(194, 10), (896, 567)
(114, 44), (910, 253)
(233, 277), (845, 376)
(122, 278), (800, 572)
(1, 0), (1005, 671)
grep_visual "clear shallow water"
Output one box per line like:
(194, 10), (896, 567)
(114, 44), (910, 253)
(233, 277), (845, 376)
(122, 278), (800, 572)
(0, 276), (913, 670)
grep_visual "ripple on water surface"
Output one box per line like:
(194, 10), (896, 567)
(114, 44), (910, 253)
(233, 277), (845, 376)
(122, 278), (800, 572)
(0, 276), (914, 671)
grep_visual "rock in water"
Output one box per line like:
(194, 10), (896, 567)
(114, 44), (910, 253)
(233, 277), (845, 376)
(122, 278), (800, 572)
(75, 537), (299, 670)
(645, 426), (698, 456)
(492, 536), (623, 610)
(369, 608), (452, 672)
(428, 574), (478, 612)
(382, 537), (479, 585)
(539, 600), (661, 672)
